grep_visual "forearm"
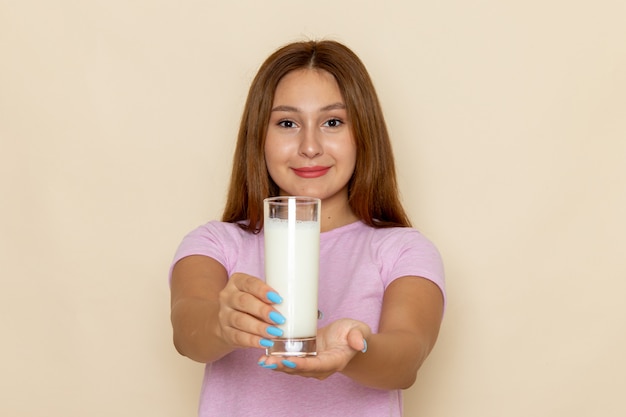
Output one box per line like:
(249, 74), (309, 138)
(171, 297), (233, 363)
(341, 277), (443, 390)
(341, 330), (432, 390)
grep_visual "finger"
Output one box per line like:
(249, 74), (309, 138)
(220, 284), (284, 327)
(231, 273), (282, 304)
(256, 354), (280, 370)
(221, 324), (275, 350)
(220, 306), (284, 342)
(346, 328), (368, 353)
(220, 320), (280, 350)
(265, 357), (334, 380)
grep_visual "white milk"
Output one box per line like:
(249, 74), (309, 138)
(264, 218), (319, 338)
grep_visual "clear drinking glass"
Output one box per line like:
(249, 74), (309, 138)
(263, 196), (321, 357)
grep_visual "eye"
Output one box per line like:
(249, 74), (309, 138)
(323, 118), (343, 128)
(277, 120), (296, 128)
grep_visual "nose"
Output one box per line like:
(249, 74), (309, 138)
(298, 127), (323, 158)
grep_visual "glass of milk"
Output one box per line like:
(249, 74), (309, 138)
(264, 196), (321, 357)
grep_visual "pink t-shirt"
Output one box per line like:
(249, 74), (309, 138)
(171, 220), (445, 417)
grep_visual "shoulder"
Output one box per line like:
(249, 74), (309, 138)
(369, 226), (442, 266)
(323, 222), (442, 269)
(171, 221), (261, 276)
(342, 223), (445, 291)
(184, 220), (253, 242)
(331, 222), (437, 251)
(174, 221), (257, 261)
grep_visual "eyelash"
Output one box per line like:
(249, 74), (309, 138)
(324, 118), (343, 128)
(276, 118), (344, 128)
(277, 120), (296, 128)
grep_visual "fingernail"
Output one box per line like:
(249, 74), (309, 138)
(267, 291), (283, 304)
(263, 363), (277, 369)
(266, 326), (283, 337)
(361, 339), (368, 353)
(260, 338), (274, 348)
(258, 361), (277, 370)
(281, 359), (296, 369)
(269, 311), (286, 325)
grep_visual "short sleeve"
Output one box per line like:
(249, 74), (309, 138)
(168, 222), (232, 283)
(379, 228), (446, 304)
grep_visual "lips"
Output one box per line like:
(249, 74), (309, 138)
(292, 166), (331, 178)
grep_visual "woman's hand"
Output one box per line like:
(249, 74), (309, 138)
(170, 256), (285, 363)
(256, 319), (371, 380)
(255, 277), (444, 390)
(217, 272), (286, 350)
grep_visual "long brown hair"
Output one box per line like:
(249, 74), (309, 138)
(221, 40), (411, 232)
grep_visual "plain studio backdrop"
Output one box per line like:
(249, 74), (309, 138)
(1, 1), (625, 416)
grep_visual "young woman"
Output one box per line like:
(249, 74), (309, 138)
(169, 40), (445, 417)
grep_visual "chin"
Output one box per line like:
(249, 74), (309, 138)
(278, 184), (348, 202)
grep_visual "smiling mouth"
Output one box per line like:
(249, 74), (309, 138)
(292, 166), (331, 178)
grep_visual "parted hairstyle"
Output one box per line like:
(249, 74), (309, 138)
(221, 40), (411, 232)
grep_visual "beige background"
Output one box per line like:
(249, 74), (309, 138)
(1, 1), (625, 416)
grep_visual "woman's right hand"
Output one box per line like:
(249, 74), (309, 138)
(171, 255), (283, 363)
(217, 272), (286, 350)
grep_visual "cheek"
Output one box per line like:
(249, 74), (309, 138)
(332, 141), (357, 172)
(264, 138), (289, 179)
(265, 136), (297, 165)
(344, 147), (358, 181)
(347, 143), (357, 167)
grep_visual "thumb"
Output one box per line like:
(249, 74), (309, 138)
(346, 327), (368, 353)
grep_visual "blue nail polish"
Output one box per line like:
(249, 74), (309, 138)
(281, 359), (297, 369)
(260, 338), (274, 348)
(258, 361), (277, 369)
(266, 326), (283, 337)
(361, 339), (368, 353)
(267, 291), (283, 304)
(269, 311), (286, 325)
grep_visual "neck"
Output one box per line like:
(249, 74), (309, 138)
(319, 197), (358, 232)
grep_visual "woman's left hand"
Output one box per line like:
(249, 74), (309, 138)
(256, 318), (371, 380)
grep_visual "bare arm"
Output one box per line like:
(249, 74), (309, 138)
(170, 255), (283, 363)
(259, 276), (444, 390)
(341, 276), (444, 389)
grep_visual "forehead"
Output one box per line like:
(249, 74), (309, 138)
(274, 68), (342, 98)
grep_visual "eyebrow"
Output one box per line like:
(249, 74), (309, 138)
(271, 102), (346, 112)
